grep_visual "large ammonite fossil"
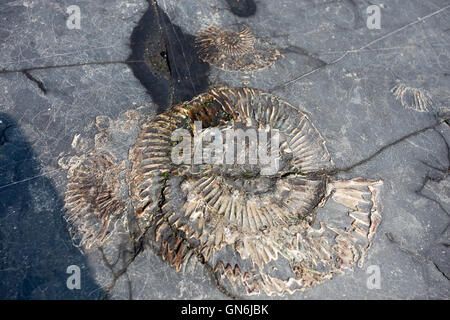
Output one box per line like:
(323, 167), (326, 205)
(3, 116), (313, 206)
(64, 88), (383, 296)
(196, 26), (281, 72)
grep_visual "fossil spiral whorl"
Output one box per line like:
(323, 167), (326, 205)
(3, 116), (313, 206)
(196, 26), (281, 71)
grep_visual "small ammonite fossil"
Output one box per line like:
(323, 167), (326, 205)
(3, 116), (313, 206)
(391, 82), (433, 112)
(196, 26), (281, 72)
(64, 88), (383, 296)
(64, 151), (125, 249)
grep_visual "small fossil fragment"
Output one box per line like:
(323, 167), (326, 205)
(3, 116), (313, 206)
(64, 151), (125, 249)
(63, 88), (383, 296)
(391, 82), (433, 112)
(196, 26), (281, 72)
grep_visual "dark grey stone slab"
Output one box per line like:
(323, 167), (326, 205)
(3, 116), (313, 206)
(0, 0), (449, 299)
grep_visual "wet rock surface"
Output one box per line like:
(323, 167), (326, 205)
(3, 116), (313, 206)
(0, 0), (449, 299)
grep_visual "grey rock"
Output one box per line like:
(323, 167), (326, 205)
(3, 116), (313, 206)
(0, 0), (449, 299)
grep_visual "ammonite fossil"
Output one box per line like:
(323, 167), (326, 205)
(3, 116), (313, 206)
(196, 26), (281, 72)
(391, 82), (433, 112)
(65, 151), (125, 249)
(64, 88), (383, 296)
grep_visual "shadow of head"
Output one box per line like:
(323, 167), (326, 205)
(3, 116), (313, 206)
(128, 3), (210, 113)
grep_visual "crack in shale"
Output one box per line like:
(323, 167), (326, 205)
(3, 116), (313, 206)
(333, 117), (450, 174)
(22, 70), (47, 94)
(385, 233), (450, 282)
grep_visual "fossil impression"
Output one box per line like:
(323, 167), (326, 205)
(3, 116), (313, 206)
(391, 82), (433, 112)
(196, 26), (281, 72)
(65, 151), (125, 248)
(64, 88), (383, 296)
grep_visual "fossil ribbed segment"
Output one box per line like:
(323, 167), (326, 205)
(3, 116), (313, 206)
(196, 26), (281, 71)
(210, 178), (383, 296)
(62, 88), (383, 296)
(64, 151), (125, 249)
(391, 83), (433, 112)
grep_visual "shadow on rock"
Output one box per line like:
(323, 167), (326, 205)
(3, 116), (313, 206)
(226, 0), (257, 17)
(0, 112), (102, 299)
(128, 1), (210, 113)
